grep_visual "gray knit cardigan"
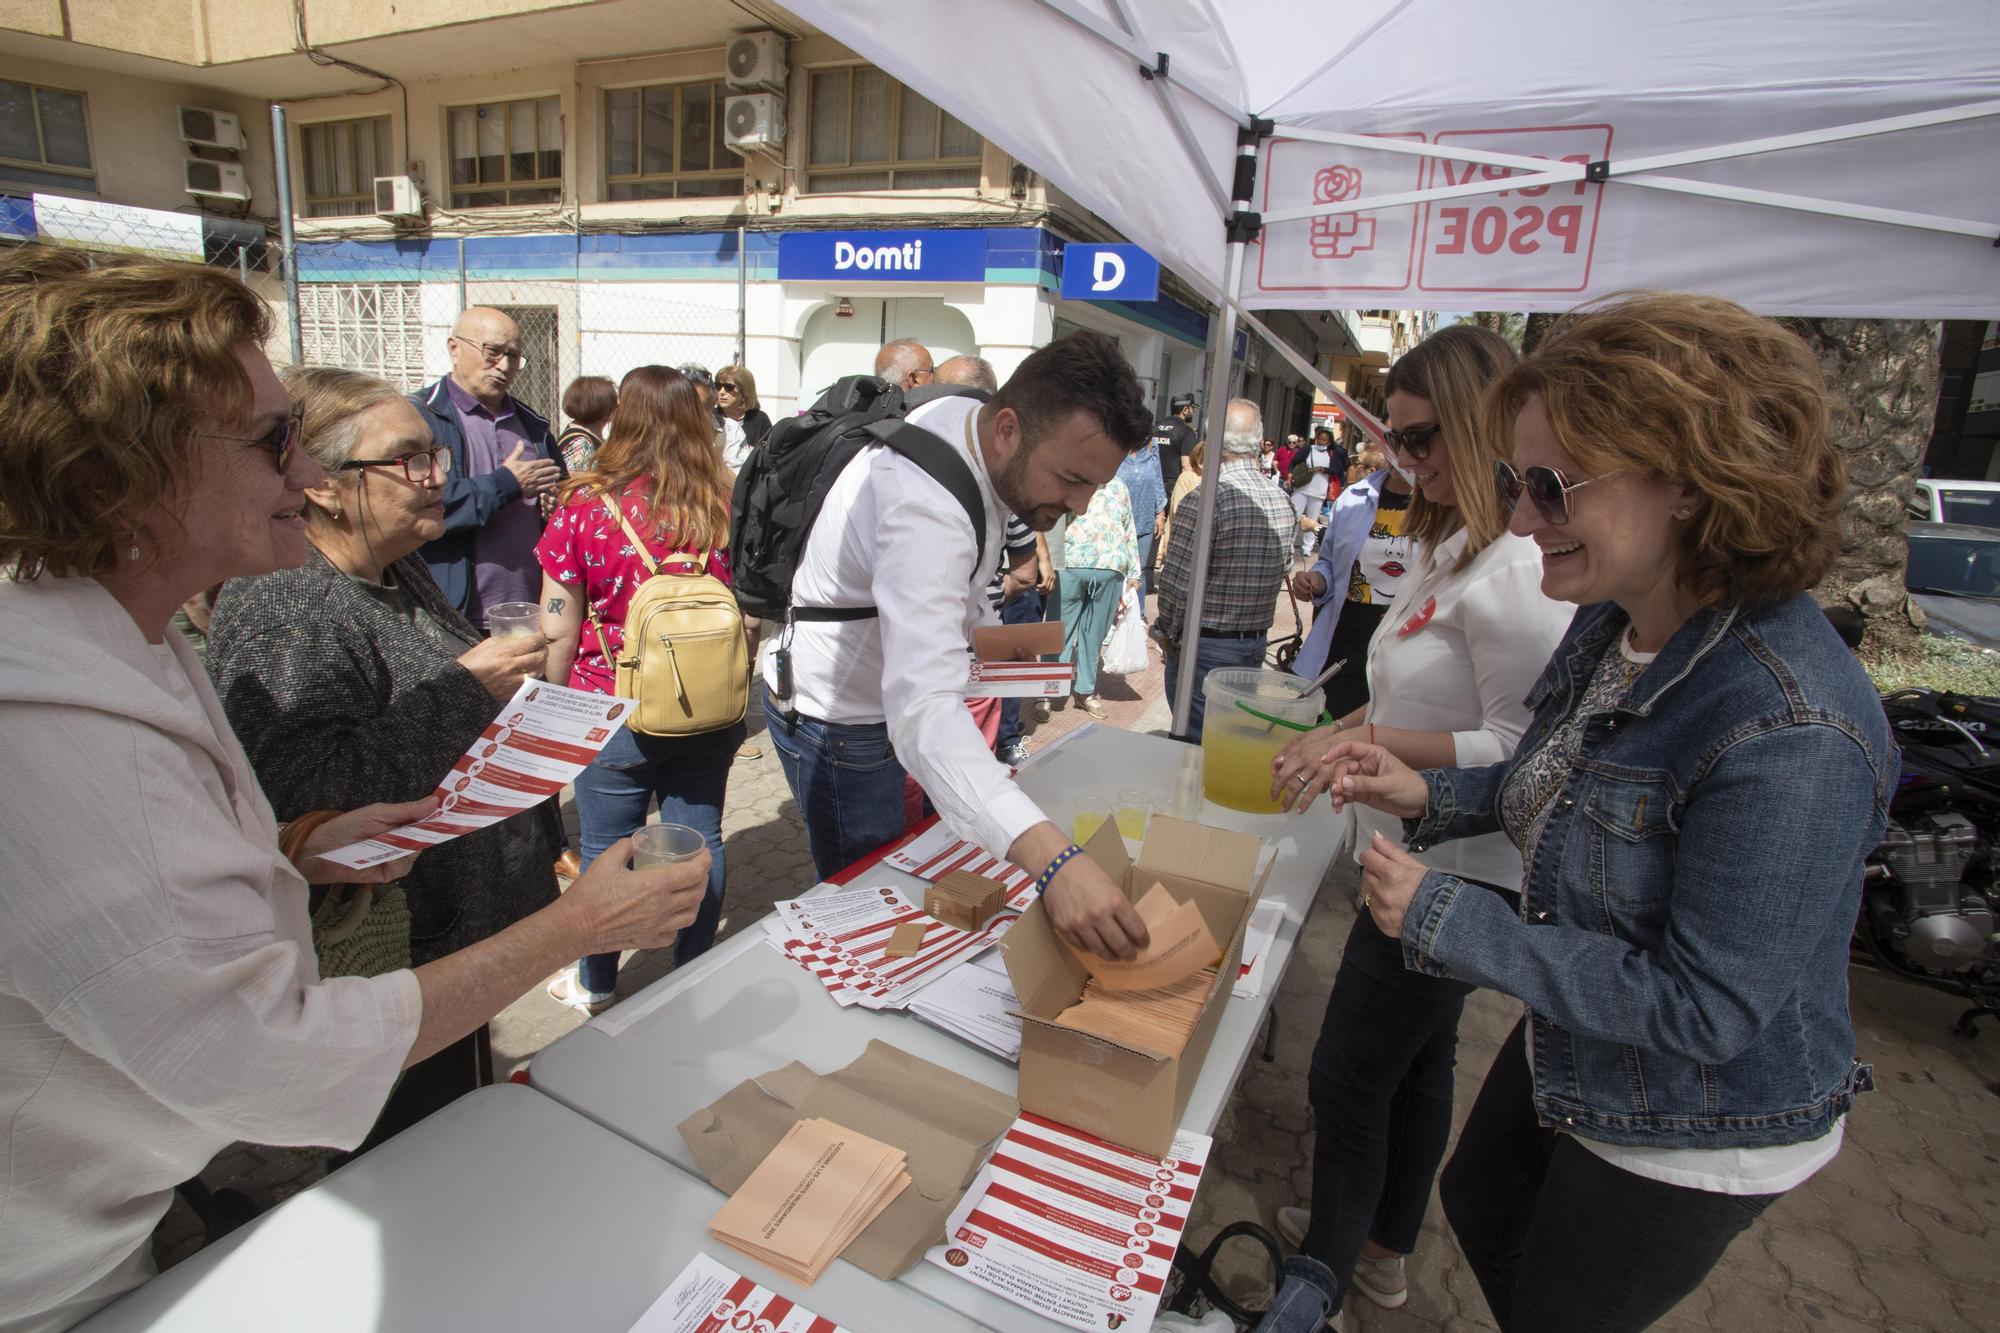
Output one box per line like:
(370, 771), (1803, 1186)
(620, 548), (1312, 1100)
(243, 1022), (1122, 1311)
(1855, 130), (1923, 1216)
(207, 546), (560, 965)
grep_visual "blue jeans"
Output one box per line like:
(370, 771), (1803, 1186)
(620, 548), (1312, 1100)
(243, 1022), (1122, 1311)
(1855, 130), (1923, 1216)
(1164, 632), (1268, 742)
(996, 585), (1047, 750)
(572, 718), (744, 994)
(766, 685), (909, 881)
(1135, 530), (1157, 604)
(1057, 566), (1123, 698)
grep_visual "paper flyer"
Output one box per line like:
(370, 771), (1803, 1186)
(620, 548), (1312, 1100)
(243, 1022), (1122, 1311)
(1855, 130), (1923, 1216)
(318, 679), (628, 870)
(927, 1113), (1212, 1333)
(881, 823), (1036, 897)
(907, 951), (1024, 1061)
(1233, 900), (1284, 1000)
(764, 880), (1028, 1010)
(625, 1252), (855, 1333)
(968, 658), (1076, 698)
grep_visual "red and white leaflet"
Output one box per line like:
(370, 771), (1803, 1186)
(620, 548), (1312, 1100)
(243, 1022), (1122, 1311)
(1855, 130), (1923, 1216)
(880, 824), (1035, 899)
(926, 1113), (1212, 1333)
(319, 679), (630, 870)
(626, 1252), (854, 1333)
(968, 659), (1076, 698)
(764, 876), (1030, 1012)
(1232, 900), (1284, 1000)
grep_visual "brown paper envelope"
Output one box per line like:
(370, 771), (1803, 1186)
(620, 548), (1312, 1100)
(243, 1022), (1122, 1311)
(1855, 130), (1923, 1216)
(1074, 897), (1222, 992)
(884, 921), (927, 957)
(973, 620), (1065, 661)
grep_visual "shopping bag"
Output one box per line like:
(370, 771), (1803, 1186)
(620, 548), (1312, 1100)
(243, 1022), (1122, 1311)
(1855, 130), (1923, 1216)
(1101, 584), (1149, 675)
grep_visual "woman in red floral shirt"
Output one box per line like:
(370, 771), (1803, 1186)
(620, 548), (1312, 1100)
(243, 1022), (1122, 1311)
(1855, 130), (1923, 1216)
(535, 365), (744, 1012)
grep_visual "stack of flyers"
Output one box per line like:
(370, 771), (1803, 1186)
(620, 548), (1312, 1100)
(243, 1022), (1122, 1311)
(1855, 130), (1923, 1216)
(1233, 899), (1284, 1000)
(881, 823), (1037, 900)
(906, 951), (1024, 1062)
(763, 881), (1025, 1011)
(625, 1253), (855, 1333)
(926, 1113), (1213, 1333)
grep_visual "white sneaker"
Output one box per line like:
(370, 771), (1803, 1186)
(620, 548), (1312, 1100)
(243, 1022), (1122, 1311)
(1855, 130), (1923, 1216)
(546, 968), (614, 1015)
(1277, 1204), (1309, 1251)
(1351, 1251), (1409, 1309)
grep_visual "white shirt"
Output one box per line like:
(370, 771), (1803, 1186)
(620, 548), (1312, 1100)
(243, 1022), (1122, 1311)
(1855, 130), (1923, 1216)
(1298, 444), (1334, 500)
(720, 414), (752, 474)
(1353, 528), (1572, 891)
(0, 576), (421, 1333)
(760, 395), (1046, 859)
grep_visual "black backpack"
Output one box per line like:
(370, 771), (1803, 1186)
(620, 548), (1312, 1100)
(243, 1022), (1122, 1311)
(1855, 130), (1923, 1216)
(728, 374), (989, 623)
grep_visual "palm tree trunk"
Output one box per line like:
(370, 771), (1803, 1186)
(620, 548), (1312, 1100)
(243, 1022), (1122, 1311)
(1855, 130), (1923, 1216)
(1792, 319), (1940, 661)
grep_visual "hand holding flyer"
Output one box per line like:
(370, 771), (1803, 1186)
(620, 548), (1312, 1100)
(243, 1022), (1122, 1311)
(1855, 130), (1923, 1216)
(317, 679), (632, 871)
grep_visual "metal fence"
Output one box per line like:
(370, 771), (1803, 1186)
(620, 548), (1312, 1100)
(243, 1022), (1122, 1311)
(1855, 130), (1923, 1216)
(9, 195), (744, 427)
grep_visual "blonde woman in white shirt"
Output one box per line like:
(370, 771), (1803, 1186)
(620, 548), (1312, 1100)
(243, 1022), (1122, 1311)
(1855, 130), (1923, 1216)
(0, 250), (706, 1333)
(1255, 325), (1572, 1329)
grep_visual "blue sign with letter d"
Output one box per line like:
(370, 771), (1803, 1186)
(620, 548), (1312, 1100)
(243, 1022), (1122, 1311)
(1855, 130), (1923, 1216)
(1060, 243), (1160, 301)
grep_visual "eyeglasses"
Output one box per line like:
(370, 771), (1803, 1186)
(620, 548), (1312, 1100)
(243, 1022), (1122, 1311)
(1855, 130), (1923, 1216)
(457, 338), (525, 366)
(209, 410), (304, 474)
(716, 381), (740, 394)
(1383, 422), (1443, 460)
(1493, 459), (1620, 526)
(340, 447), (453, 483)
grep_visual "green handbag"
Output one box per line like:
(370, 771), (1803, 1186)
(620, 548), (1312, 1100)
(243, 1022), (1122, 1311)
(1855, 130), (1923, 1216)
(309, 883), (413, 980)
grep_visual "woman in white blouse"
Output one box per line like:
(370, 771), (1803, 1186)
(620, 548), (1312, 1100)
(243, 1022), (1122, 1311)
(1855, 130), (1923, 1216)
(1256, 325), (1573, 1327)
(0, 250), (708, 1333)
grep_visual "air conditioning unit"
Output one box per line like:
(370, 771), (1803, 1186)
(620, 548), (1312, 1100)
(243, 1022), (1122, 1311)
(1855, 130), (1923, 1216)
(725, 31), (787, 89)
(373, 174), (424, 221)
(184, 158), (250, 202)
(179, 106), (246, 151)
(724, 93), (785, 155)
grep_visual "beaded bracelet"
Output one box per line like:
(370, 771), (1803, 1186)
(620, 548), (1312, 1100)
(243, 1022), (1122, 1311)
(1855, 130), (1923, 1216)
(1034, 843), (1086, 897)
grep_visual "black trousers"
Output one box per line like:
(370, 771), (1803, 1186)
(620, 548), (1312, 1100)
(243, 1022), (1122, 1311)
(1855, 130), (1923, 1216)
(1439, 1016), (1780, 1332)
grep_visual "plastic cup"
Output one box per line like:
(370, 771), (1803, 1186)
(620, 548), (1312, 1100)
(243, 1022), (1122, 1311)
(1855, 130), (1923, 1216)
(1115, 790), (1152, 839)
(485, 601), (542, 638)
(1073, 795), (1110, 846)
(632, 822), (706, 869)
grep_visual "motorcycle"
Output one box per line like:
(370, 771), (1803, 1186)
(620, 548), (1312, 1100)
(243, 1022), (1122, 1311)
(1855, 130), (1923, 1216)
(1860, 688), (2000, 1037)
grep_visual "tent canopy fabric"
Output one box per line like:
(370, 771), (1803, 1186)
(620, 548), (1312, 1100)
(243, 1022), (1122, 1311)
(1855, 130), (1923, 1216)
(784, 0), (2000, 318)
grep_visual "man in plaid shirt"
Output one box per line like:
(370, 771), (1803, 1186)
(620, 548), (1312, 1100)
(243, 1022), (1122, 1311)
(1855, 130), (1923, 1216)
(1153, 398), (1294, 740)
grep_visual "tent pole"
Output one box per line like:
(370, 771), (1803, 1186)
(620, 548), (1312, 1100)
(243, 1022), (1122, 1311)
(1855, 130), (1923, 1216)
(1169, 237), (1247, 740)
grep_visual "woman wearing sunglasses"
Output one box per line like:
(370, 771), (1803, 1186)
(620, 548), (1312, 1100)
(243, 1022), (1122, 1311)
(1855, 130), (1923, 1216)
(1260, 325), (1572, 1330)
(713, 363), (772, 476)
(209, 367), (573, 1141)
(0, 252), (705, 1331)
(1299, 293), (1890, 1332)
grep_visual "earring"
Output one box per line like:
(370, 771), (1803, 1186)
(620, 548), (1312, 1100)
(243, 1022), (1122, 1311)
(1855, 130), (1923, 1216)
(127, 543), (141, 562)
(329, 504), (342, 520)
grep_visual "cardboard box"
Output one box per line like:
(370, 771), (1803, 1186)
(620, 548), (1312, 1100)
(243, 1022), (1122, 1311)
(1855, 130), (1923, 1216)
(968, 621), (1073, 698)
(1000, 814), (1271, 1157)
(678, 1041), (1016, 1280)
(925, 869), (1008, 931)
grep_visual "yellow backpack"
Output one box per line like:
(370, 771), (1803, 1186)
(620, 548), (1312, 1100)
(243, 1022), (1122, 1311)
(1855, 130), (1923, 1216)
(587, 496), (748, 736)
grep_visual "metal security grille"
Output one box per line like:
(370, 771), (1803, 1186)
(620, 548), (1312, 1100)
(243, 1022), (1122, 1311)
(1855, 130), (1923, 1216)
(297, 283), (426, 391)
(493, 304), (560, 421)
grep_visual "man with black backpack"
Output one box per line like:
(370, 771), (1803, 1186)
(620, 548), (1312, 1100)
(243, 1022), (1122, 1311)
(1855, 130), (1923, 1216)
(730, 332), (1158, 959)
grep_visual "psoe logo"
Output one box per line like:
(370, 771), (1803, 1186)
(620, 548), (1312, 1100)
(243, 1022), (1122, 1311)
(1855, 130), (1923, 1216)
(835, 238), (925, 272)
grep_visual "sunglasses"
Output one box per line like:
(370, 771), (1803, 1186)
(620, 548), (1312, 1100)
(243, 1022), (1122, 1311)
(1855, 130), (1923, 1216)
(1493, 459), (1620, 526)
(716, 381), (740, 393)
(209, 410), (304, 474)
(1383, 422), (1443, 460)
(340, 446), (453, 483)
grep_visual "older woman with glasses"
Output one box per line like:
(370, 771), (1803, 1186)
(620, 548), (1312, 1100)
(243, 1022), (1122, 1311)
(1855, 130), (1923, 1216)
(713, 363), (771, 476)
(0, 252), (704, 1332)
(207, 367), (577, 1142)
(1295, 293), (1891, 1333)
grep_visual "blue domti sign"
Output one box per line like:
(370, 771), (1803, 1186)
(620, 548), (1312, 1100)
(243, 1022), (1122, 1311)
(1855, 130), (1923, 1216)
(777, 229), (988, 282)
(1060, 244), (1161, 302)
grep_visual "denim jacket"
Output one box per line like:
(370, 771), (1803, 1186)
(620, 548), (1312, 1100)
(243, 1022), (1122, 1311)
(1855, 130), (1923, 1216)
(1399, 593), (1894, 1148)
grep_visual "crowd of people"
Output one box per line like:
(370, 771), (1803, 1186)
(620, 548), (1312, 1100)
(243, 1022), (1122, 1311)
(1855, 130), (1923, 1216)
(0, 240), (1890, 1333)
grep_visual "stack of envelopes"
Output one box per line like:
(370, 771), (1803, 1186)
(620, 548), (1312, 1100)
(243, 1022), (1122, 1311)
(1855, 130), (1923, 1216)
(1053, 966), (1218, 1057)
(707, 1117), (911, 1284)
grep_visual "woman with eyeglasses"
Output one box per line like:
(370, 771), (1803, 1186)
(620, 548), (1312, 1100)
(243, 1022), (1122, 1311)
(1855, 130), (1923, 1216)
(713, 363), (772, 476)
(0, 252), (704, 1331)
(1291, 294), (1890, 1332)
(1256, 324), (1571, 1332)
(208, 366), (578, 1140)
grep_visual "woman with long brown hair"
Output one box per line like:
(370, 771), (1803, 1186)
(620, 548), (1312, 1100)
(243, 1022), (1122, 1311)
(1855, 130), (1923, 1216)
(535, 364), (744, 1011)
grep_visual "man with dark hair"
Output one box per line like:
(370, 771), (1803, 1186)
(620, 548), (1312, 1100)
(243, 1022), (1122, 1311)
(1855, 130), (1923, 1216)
(1152, 394), (1198, 497)
(766, 331), (1156, 959)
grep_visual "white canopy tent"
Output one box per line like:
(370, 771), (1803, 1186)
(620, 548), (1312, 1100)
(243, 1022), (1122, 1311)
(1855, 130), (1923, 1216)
(783, 0), (2000, 732)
